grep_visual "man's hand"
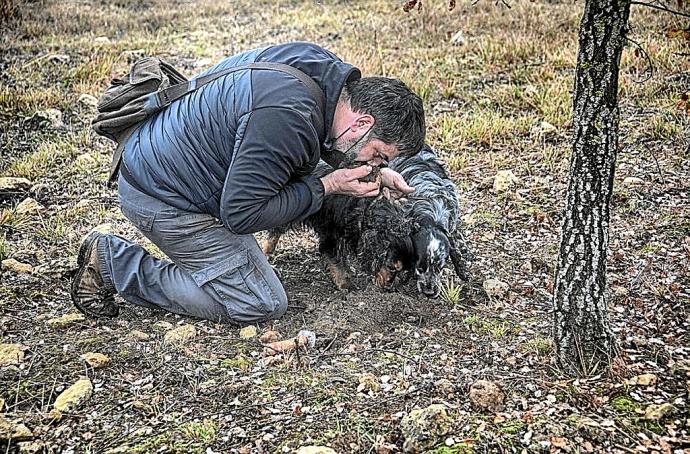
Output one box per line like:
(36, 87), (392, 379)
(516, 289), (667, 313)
(380, 168), (415, 199)
(320, 166), (380, 198)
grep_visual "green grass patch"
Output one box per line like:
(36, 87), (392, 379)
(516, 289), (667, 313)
(428, 443), (475, 454)
(524, 337), (553, 356)
(0, 86), (70, 115)
(440, 277), (463, 306)
(6, 139), (80, 180)
(35, 212), (69, 245)
(611, 396), (638, 414)
(498, 419), (525, 434)
(463, 315), (511, 339)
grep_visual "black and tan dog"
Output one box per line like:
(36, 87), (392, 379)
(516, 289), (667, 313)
(262, 161), (412, 290)
(388, 145), (473, 298)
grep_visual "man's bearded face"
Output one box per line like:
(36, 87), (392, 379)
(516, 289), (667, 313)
(334, 131), (371, 168)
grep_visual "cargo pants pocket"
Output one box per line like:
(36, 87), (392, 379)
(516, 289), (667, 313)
(191, 250), (279, 324)
(120, 201), (156, 233)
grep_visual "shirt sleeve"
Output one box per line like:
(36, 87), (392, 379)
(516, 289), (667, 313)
(220, 107), (324, 234)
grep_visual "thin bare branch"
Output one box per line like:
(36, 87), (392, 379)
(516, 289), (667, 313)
(625, 36), (655, 83)
(630, 1), (690, 18)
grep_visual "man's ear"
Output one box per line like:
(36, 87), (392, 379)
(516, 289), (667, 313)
(351, 114), (374, 133)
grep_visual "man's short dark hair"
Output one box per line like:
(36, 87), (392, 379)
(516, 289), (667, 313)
(342, 77), (425, 157)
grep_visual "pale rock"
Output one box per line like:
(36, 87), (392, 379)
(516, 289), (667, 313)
(129, 330), (151, 341)
(0, 177), (32, 193)
(260, 330), (280, 343)
(53, 378), (93, 413)
(46, 313), (85, 329)
(400, 404), (451, 453)
(483, 278), (510, 298)
(17, 441), (46, 453)
(34, 108), (63, 128)
(469, 379), (505, 412)
(0, 343), (25, 366)
(120, 49), (145, 62)
(356, 373), (380, 393)
(611, 285), (629, 297)
(89, 223), (113, 235)
(644, 403), (675, 421)
(78, 94), (99, 109)
(75, 199), (94, 210)
(103, 446), (131, 454)
(239, 325), (257, 339)
(75, 153), (99, 168)
(2, 259), (34, 274)
(296, 447), (338, 454)
(628, 373), (657, 387)
(193, 58), (213, 69)
(80, 352), (110, 368)
(535, 120), (557, 135)
(0, 398), (4, 410)
(434, 378), (455, 395)
(493, 170), (519, 193)
(15, 198), (42, 215)
(0, 414), (33, 441)
(94, 36), (112, 45)
(153, 321), (173, 331)
(164, 324), (196, 345)
(623, 176), (644, 187)
(450, 30), (466, 46)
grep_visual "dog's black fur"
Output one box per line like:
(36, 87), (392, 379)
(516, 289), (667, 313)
(263, 161), (412, 290)
(389, 145), (473, 297)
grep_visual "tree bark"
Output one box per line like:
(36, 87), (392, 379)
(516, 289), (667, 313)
(553, 0), (631, 376)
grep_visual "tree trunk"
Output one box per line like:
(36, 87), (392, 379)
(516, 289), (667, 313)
(553, 0), (631, 376)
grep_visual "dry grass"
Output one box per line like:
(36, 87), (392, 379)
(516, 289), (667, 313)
(1, 0), (688, 452)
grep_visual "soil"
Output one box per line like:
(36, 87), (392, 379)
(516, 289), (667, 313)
(1, 1), (689, 453)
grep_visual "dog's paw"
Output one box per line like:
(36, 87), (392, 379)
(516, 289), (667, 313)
(326, 261), (352, 290)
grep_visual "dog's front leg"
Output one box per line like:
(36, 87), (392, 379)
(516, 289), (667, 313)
(319, 237), (352, 290)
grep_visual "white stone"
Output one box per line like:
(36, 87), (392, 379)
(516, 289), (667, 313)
(623, 176), (644, 187)
(2, 259), (33, 274)
(493, 170), (519, 193)
(483, 279), (510, 298)
(0, 177), (32, 192)
(15, 198), (42, 215)
(536, 120), (557, 134)
(78, 94), (99, 109)
(0, 414), (33, 441)
(94, 36), (112, 45)
(450, 30), (466, 46)
(164, 325), (197, 345)
(53, 378), (93, 413)
(0, 344), (25, 366)
(34, 108), (63, 128)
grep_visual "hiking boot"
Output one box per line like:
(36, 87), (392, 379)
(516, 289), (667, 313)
(71, 231), (119, 318)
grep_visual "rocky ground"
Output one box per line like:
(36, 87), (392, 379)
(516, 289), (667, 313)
(1, 0), (689, 453)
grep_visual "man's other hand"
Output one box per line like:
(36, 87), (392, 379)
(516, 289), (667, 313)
(320, 166), (380, 198)
(380, 168), (414, 199)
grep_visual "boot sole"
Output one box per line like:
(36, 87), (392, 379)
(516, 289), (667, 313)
(71, 231), (118, 318)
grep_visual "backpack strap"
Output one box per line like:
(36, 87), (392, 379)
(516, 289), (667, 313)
(109, 62), (329, 185)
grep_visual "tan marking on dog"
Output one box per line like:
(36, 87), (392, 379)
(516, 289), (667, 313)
(374, 268), (390, 287)
(261, 233), (282, 256)
(326, 261), (351, 289)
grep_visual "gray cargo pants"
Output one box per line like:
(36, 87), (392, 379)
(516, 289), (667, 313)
(96, 175), (287, 324)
